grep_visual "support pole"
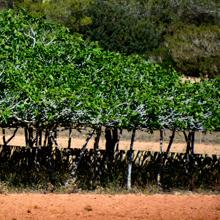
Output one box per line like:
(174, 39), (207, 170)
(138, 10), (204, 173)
(185, 131), (192, 176)
(36, 127), (39, 147)
(68, 128), (72, 148)
(191, 131), (195, 154)
(29, 127), (34, 148)
(115, 129), (123, 152)
(44, 128), (49, 147)
(39, 128), (42, 146)
(127, 128), (136, 190)
(2, 128), (6, 145)
(94, 127), (101, 152)
(159, 130), (163, 154)
(25, 127), (29, 147)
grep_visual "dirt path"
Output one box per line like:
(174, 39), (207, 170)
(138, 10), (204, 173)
(0, 193), (219, 220)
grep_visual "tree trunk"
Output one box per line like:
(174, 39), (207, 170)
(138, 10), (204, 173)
(94, 127), (101, 152)
(105, 127), (118, 160)
(7, 0), (13, 8)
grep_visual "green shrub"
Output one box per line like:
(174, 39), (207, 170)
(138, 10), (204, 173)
(162, 24), (220, 77)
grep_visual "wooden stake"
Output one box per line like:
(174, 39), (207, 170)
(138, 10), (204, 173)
(36, 127), (39, 147)
(44, 128), (49, 147)
(191, 131), (195, 154)
(159, 129), (163, 153)
(68, 128), (72, 148)
(115, 129), (122, 151)
(94, 127), (101, 152)
(29, 127), (34, 148)
(2, 128), (6, 145)
(39, 128), (42, 146)
(25, 127), (29, 147)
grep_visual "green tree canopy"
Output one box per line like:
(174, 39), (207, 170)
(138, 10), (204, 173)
(0, 10), (219, 131)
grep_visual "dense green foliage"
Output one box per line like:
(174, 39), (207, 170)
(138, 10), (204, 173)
(6, 0), (220, 77)
(0, 10), (219, 131)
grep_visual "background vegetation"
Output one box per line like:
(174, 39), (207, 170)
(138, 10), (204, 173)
(1, 0), (219, 77)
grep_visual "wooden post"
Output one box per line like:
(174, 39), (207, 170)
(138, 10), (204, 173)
(159, 130), (163, 153)
(127, 128), (136, 190)
(48, 130), (53, 147)
(186, 131), (192, 155)
(25, 127), (29, 147)
(94, 127), (101, 152)
(29, 127), (34, 148)
(191, 131), (195, 154)
(36, 127), (39, 147)
(44, 128), (49, 147)
(2, 128), (6, 145)
(39, 128), (42, 146)
(115, 129), (122, 151)
(105, 127), (112, 157)
(68, 128), (72, 148)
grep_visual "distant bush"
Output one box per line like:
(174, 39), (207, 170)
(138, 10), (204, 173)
(3, 0), (219, 77)
(80, 0), (164, 54)
(158, 24), (220, 77)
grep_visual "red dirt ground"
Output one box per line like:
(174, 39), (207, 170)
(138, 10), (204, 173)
(0, 193), (219, 220)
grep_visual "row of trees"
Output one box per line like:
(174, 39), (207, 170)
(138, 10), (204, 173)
(0, 9), (219, 190)
(0, 10), (219, 132)
(1, 0), (220, 77)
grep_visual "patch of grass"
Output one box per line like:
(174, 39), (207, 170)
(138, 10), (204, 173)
(0, 182), (8, 194)
(1, 179), (219, 195)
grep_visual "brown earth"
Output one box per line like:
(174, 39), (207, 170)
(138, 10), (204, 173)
(0, 193), (219, 220)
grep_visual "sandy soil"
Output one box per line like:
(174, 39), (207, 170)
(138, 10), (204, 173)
(1, 135), (220, 155)
(1, 129), (220, 155)
(0, 193), (219, 220)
